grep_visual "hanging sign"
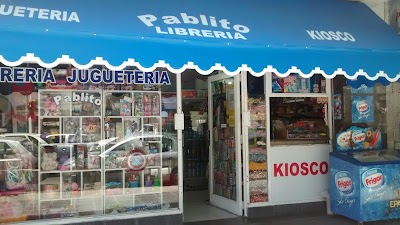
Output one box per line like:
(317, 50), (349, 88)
(0, 67), (171, 85)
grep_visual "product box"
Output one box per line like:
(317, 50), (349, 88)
(272, 73), (284, 93)
(283, 75), (298, 93)
(297, 77), (311, 93)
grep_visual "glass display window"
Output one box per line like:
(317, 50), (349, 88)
(332, 76), (400, 151)
(0, 65), (179, 223)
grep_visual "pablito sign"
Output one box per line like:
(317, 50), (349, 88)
(273, 161), (329, 177)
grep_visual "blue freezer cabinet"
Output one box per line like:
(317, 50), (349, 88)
(329, 151), (400, 223)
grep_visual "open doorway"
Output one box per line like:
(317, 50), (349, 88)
(181, 70), (240, 223)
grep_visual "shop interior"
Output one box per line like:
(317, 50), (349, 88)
(166, 70), (238, 222)
(171, 70), (331, 222)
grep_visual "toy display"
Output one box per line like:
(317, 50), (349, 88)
(63, 118), (80, 143)
(82, 118), (101, 142)
(87, 151), (101, 169)
(33, 89), (165, 218)
(41, 94), (61, 116)
(134, 93), (144, 116)
(41, 152), (58, 171)
(124, 118), (141, 137)
(1, 159), (25, 191)
(76, 145), (86, 170)
(56, 146), (72, 171)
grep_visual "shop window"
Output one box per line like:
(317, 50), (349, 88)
(270, 97), (329, 144)
(0, 65), (179, 223)
(332, 76), (396, 151)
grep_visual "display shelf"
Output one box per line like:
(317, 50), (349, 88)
(103, 90), (163, 209)
(246, 96), (268, 204)
(34, 89), (168, 217)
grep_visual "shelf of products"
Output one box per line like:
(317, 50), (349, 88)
(182, 95), (208, 191)
(35, 89), (166, 218)
(102, 90), (163, 209)
(38, 90), (104, 218)
(248, 97), (268, 203)
(270, 97), (329, 142)
(211, 79), (237, 201)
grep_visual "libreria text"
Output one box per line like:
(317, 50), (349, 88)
(138, 13), (250, 40)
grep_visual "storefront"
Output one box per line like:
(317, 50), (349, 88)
(0, 0), (399, 224)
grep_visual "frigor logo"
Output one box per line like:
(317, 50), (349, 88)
(138, 13), (250, 40)
(335, 171), (354, 195)
(362, 168), (384, 190)
(0, 4), (80, 22)
(306, 30), (355, 42)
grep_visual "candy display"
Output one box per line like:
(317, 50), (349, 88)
(247, 97), (268, 203)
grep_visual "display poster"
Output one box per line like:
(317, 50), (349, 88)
(351, 96), (374, 123)
(336, 126), (382, 151)
(387, 0), (400, 33)
(333, 94), (342, 120)
(351, 84), (373, 94)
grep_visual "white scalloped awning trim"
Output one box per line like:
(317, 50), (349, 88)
(1, 53), (399, 82)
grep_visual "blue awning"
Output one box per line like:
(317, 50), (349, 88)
(0, 0), (399, 80)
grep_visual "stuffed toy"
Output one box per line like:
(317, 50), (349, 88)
(41, 152), (58, 171)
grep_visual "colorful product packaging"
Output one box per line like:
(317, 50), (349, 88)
(283, 74), (298, 93)
(336, 126), (382, 151)
(297, 77), (311, 93)
(272, 73), (284, 93)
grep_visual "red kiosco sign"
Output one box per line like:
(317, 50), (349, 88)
(274, 161), (329, 177)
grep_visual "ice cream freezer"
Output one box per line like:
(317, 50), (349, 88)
(330, 150), (400, 223)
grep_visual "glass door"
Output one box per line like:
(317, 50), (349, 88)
(208, 73), (242, 216)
